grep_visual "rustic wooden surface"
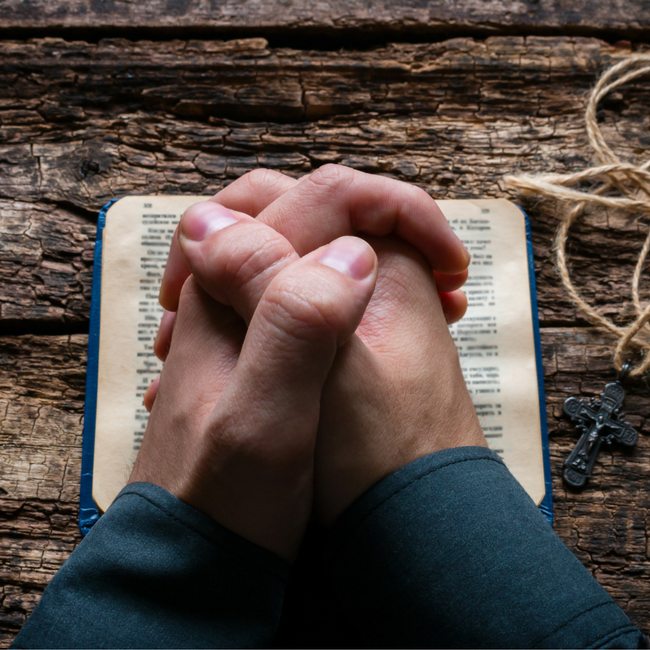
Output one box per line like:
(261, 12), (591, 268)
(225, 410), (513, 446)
(0, 0), (649, 39)
(2, 12), (650, 647)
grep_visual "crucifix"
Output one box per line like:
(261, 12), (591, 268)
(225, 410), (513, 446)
(563, 372), (639, 488)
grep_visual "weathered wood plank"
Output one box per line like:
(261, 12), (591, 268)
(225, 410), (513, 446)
(1, 330), (649, 645)
(0, 335), (85, 647)
(0, 201), (95, 328)
(0, 0), (647, 38)
(0, 36), (630, 130)
(0, 37), (649, 332)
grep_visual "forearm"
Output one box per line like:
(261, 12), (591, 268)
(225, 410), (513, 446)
(325, 446), (646, 648)
(12, 483), (288, 649)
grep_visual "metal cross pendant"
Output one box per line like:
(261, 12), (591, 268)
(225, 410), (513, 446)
(563, 366), (639, 488)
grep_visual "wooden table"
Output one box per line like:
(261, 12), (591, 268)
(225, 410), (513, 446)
(1, 2), (650, 645)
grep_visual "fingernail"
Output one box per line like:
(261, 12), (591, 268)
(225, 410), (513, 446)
(181, 202), (239, 241)
(317, 236), (375, 280)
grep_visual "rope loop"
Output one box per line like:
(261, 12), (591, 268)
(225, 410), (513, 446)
(505, 53), (650, 378)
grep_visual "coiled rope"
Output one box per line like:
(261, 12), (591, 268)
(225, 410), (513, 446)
(505, 54), (650, 378)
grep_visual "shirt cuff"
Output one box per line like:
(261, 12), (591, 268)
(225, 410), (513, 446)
(13, 482), (289, 649)
(324, 446), (645, 648)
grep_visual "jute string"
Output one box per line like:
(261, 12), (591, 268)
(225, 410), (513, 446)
(505, 54), (650, 378)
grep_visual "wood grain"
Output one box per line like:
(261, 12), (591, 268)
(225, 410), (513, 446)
(0, 37), (648, 329)
(2, 34), (650, 645)
(0, 201), (95, 328)
(0, 335), (85, 647)
(0, 0), (647, 38)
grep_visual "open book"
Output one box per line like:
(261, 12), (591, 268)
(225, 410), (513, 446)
(80, 197), (552, 533)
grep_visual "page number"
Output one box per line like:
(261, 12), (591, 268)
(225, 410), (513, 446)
(144, 203), (152, 208)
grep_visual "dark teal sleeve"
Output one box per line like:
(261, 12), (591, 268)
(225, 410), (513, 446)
(11, 482), (289, 649)
(323, 446), (647, 648)
(12, 450), (648, 649)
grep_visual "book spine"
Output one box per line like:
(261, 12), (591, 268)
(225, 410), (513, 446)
(522, 206), (553, 525)
(79, 198), (121, 535)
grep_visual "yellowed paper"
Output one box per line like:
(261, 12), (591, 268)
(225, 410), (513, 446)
(93, 196), (545, 511)
(93, 196), (204, 512)
(444, 199), (545, 505)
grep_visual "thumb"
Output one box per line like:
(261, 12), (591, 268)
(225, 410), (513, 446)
(222, 235), (378, 435)
(207, 237), (377, 560)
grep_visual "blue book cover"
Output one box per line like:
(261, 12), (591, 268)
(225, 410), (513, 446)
(524, 208), (553, 524)
(79, 198), (119, 535)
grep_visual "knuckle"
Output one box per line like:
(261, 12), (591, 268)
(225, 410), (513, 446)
(264, 277), (341, 343)
(307, 164), (354, 192)
(244, 167), (285, 191)
(408, 184), (438, 216)
(411, 183), (435, 206)
(222, 230), (295, 294)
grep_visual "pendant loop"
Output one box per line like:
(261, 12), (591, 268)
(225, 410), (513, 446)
(619, 360), (632, 383)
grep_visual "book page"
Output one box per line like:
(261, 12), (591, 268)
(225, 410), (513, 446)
(93, 196), (204, 512)
(93, 196), (544, 511)
(442, 199), (545, 504)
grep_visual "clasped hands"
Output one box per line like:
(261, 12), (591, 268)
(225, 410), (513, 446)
(130, 165), (487, 562)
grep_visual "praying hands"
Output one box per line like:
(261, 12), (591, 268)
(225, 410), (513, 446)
(133, 165), (485, 561)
